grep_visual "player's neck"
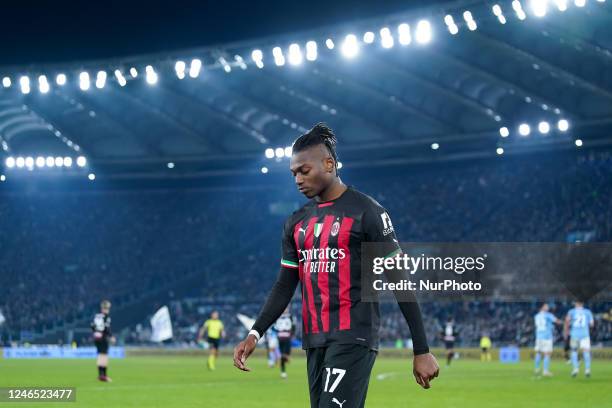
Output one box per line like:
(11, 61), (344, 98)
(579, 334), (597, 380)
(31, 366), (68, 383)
(315, 179), (347, 203)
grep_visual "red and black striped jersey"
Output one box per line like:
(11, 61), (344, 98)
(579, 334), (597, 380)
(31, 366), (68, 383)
(280, 186), (400, 349)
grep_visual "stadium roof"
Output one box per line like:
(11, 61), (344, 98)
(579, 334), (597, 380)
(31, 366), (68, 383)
(1, 0), (611, 180)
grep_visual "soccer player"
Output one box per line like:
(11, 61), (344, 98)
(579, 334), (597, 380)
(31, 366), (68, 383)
(274, 306), (297, 378)
(233, 123), (439, 408)
(564, 301), (594, 377)
(265, 329), (280, 368)
(91, 300), (115, 382)
(441, 317), (457, 367)
(197, 310), (224, 370)
(533, 303), (561, 376)
(479, 333), (492, 362)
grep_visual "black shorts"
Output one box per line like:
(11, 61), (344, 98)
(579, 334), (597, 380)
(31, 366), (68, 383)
(306, 343), (377, 408)
(279, 339), (292, 356)
(207, 337), (220, 349)
(95, 339), (109, 354)
(445, 341), (455, 350)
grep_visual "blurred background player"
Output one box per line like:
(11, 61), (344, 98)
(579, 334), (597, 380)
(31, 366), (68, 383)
(533, 303), (561, 376)
(441, 317), (457, 367)
(197, 310), (224, 370)
(274, 306), (296, 378)
(91, 300), (115, 382)
(480, 333), (492, 362)
(564, 301), (594, 378)
(266, 328), (280, 368)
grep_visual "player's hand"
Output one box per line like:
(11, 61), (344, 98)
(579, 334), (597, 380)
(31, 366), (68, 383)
(233, 334), (258, 372)
(413, 353), (439, 389)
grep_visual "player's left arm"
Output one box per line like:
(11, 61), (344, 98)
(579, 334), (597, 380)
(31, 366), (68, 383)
(563, 314), (570, 339)
(363, 202), (439, 389)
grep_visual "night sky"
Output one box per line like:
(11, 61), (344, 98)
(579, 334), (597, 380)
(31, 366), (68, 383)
(1, 0), (455, 66)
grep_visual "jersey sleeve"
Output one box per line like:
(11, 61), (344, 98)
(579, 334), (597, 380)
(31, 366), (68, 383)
(280, 217), (299, 269)
(362, 200), (402, 258)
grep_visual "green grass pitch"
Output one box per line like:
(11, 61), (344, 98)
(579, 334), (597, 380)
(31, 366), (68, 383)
(0, 354), (609, 407)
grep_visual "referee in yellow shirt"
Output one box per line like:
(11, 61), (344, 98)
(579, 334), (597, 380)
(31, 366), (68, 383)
(198, 311), (225, 370)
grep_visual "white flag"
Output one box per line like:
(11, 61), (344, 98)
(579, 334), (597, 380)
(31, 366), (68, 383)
(236, 313), (265, 344)
(150, 306), (173, 342)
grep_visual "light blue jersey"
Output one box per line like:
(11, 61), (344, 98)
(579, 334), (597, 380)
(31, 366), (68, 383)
(568, 307), (593, 339)
(534, 311), (556, 340)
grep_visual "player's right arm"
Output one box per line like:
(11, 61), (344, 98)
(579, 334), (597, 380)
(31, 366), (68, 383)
(233, 218), (300, 372)
(563, 313), (571, 339)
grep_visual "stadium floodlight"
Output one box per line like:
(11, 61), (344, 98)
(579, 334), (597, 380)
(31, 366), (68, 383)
(95, 71), (107, 89)
(492, 4), (503, 15)
(145, 65), (158, 85)
(219, 57), (231, 73)
(76, 156), (87, 167)
(63, 157), (72, 167)
(272, 47), (286, 66)
(497, 147), (504, 155)
(519, 123), (531, 136)
(530, 0), (548, 17)
(16, 157), (25, 168)
(325, 39), (335, 49)
(463, 12), (477, 30)
(415, 20), (432, 44)
(79, 72), (90, 91)
(431, 142), (440, 150)
(129, 67), (138, 78)
(167, 162), (175, 169)
(288, 43), (303, 65)
(498, 15), (507, 24)
(337, 161), (343, 169)
(306, 41), (318, 61)
(88, 173), (96, 181)
(175, 60), (186, 79)
(380, 27), (394, 48)
(499, 127), (510, 137)
(468, 20), (478, 31)
(38, 75), (50, 94)
(445, 15), (460, 33)
(114, 69), (127, 86)
(251, 50), (264, 68)
(19, 76), (30, 94)
(2, 77), (10, 88)
(0, 175), (4, 181)
(512, 1), (527, 19)
(341, 34), (359, 58)
(363, 31), (375, 44)
(36, 156), (45, 167)
(5, 157), (15, 168)
(398, 23), (411, 46)
(56, 73), (67, 86)
(284, 146), (292, 157)
(189, 59), (202, 78)
(575, 139), (583, 147)
(558, 119), (569, 131)
(54, 157), (64, 167)
(46, 156), (55, 167)
(25, 157), (34, 168)
(538, 121), (550, 134)
(261, 166), (269, 174)
(574, 0), (586, 7)
(234, 55), (247, 70)
(554, 0), (568, 10)
(275, 147), (285, 158)
(265, 148), (274, 159)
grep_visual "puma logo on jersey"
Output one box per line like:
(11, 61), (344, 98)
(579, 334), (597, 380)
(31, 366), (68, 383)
(298, 227), (307, 234)
(332, 398), (346, 408)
